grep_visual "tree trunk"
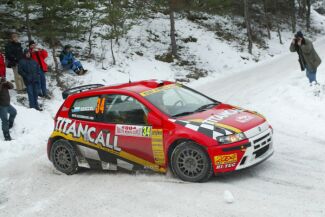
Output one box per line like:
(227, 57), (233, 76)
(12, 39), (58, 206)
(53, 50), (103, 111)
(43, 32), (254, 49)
(110, 38), (116, 65)
(244, 0), (253, 54)
(275, 0), (283, 44)
(51, 42), (59, 73)
(306, 0), (311, 31)
(169, 0), (177, 57)
(88, 18), (94, 57)
(24, 2), (32, 41)
(263, 0), (271, 39)
(290, 0), (296, 33)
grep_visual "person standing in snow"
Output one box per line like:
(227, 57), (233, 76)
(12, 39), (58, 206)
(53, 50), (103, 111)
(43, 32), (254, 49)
(0, 51), (6, 78)
(4, 33), (25, 92)
(0, 77), (17, 141)
(28, 40), (50, 99)
(18, 49), (42, 111)
(59, 45), (87, 75)
(290, 31), (322, 85)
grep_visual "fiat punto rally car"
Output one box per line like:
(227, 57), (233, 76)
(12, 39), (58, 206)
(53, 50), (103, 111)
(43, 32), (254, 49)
(48, 80), (274, 182)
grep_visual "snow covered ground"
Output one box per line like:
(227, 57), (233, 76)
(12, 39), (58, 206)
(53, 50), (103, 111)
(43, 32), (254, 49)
(1, 9), (325, 217)
(1, 36), (325, 217)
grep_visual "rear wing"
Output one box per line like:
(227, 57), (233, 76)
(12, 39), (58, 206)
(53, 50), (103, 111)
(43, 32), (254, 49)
(62, 84), (104, 99)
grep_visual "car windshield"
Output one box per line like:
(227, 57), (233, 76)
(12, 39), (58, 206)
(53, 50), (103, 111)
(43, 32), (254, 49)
(143, 84), (219, 117)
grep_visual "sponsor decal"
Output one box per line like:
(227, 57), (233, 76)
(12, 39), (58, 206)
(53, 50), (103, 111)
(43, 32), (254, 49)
(214, 153), (237, 169)
(203, 109), (244, 125)
(71, 114), (95, 120)
(115, 125), (152, 137)
(72, 106), (95, 113)
(140, 84), (180, 96)
(151, 129), (165, 166)
(55, 117), (121, 152)
(235, 115), (254, 123)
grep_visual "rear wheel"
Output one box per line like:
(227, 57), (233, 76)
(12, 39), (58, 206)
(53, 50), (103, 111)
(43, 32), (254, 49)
(50, 139), (78, 175)
(170, 141), (213, 182)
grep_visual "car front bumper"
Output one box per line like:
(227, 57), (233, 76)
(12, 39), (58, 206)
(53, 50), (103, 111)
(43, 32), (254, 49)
(208, 122), (274, 173)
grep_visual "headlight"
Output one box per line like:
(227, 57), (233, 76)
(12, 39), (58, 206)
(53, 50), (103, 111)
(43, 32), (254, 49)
(216, 133), (246, 144)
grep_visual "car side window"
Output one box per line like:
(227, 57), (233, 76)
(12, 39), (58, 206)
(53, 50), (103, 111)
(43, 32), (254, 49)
(69, 96), (101, 121)
(103, 94), (149, 125)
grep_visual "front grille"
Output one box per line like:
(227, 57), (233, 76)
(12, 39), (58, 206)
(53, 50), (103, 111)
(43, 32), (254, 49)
(254, 144), (269, 158)
(251, 130), (272, 159)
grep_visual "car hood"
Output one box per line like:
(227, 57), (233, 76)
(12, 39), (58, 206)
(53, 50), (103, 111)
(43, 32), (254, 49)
(170, 104), (266, 135)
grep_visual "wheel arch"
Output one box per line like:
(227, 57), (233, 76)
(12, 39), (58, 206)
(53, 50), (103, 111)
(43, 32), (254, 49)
(167, 138), (207, 166)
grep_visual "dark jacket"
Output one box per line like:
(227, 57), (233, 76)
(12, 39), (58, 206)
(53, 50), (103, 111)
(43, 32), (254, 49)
(290, 38), (321, 70)
(5, 41), (23, 68)
(18, 58), (41, 85)
(0, 81), (14, 106)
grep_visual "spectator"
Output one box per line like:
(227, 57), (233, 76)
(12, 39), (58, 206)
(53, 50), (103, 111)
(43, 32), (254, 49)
(29, 40), (50, 99)
(290, 31), (321, 85)
(0, 77), (17, 141)
(0, 52), (5, 78)
(59, 45), (87, 75)
(18, 49), (42, 111)
(5, 33), (25, 92)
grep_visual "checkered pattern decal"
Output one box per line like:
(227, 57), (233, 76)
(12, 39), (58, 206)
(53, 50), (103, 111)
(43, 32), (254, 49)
(169, 119), (234, 139)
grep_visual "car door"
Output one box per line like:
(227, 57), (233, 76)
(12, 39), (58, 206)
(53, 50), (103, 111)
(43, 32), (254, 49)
(101, 94), (160, 170)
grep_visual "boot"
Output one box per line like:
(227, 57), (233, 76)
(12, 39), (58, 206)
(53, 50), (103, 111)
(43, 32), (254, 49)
(4, 131), (12, 141)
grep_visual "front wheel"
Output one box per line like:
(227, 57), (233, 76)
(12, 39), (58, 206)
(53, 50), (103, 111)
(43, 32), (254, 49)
(50, 139), (78, 175)
(170, 141), (213, 182)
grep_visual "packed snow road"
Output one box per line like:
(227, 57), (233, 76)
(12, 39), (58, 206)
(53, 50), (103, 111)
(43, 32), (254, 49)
(1, 39), (325, 217)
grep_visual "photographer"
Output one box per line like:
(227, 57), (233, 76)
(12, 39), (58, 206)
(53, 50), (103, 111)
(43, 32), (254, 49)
(290, 31), (321, 85)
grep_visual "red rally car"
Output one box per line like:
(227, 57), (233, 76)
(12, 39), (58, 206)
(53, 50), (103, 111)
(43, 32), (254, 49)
(47, 80), (274, 182)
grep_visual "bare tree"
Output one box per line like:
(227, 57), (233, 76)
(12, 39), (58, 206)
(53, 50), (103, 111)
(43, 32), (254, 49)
(169, 0), (177, 57)
(244, 0), (253, 54)
(290, 0), (296, 33)
(306, 0), (311, 31)
(263, 0), (271, 39)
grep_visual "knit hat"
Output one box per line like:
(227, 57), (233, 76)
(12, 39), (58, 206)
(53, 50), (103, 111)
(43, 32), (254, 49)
(295, 31), (303, 38)
(64, 44), (72, 50)
(28, 40), (36, 47)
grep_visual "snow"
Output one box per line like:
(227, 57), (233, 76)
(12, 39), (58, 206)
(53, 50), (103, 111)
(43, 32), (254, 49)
(1, 8), (325, 217)
(223, 190), (234, 204)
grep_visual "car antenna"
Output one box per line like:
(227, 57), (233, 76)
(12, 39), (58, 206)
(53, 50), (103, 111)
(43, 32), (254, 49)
(128, 71), (131, 83)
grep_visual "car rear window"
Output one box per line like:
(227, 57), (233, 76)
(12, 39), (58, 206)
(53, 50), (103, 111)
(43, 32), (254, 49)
(69, 96), (100, 121)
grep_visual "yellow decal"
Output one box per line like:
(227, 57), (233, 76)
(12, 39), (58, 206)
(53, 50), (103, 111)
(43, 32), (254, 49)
(215, 123), (242, 133)
(214, 153), (237, 165)
(50, 131), (166, 173)
(151, 129), (165, 166)
(140, 84), (180, 97)
(142, 126), (151, 137)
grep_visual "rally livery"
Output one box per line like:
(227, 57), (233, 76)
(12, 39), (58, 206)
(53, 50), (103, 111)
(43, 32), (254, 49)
(47, 80), (274, 182)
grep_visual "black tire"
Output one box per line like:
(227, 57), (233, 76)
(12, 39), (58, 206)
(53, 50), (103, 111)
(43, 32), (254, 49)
(171, 141), (213, 182)
(50, 139), (78, 175)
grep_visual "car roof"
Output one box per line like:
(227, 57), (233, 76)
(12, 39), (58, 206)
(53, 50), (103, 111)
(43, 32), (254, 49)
(88, 80), (175, 95)
(66, 80), (176, 100)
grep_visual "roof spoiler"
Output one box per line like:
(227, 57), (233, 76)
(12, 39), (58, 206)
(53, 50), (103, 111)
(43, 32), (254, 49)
(62, 84), (104, 100)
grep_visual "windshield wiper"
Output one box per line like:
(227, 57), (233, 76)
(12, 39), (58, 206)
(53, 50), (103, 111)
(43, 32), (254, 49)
(171, 111), (196, 117)
(194, 102), (219, 112)
(171, 102), (219, 117)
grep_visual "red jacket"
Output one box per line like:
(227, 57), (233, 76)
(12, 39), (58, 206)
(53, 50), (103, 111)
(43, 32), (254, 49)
(29, 48), (48, 72)
(0, 53), (5, 78)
